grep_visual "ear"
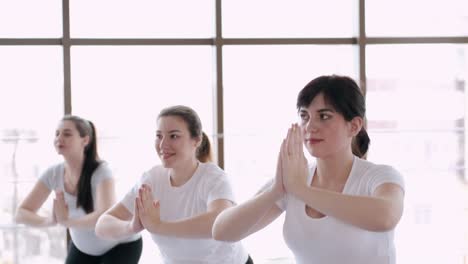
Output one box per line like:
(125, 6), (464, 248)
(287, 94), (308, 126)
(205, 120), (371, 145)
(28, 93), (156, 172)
(349, 116), (363, 137)
(194, 135), (202, 148)
(82, 135), (90, 147)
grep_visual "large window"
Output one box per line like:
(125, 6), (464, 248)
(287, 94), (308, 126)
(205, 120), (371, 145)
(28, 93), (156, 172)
(1, 1), (467, 263)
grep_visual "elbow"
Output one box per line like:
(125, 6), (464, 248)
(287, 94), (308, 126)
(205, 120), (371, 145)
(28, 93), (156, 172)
(14, 208), (24, 224)
(368, 212), (402, 232)
(95, 215), (111, 240)
(212, 219), (240, 242)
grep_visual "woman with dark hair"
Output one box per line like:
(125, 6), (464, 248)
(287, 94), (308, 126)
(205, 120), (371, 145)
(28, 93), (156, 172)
(96, 105), (251, 264)
(15, 115), (142, 264)
(213, 75), (405, 264)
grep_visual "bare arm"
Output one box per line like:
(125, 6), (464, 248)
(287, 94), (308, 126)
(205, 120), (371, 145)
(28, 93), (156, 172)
(283, 124), (404, 232)
(95, 201), (140, 240)
(15, 180), (55, 227)
(213, 149), (286, 242)
(59, 178), (116, 228)
(212, 189), (283, 242)
(148, 199), (236, 239)
(294, 183), (404, 232)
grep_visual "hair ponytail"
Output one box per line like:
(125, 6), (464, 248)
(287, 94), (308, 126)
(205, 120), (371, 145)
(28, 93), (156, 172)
(62, 115), (101, 213)
(197, 132), (213, 162)
(352, 128), (370, 158)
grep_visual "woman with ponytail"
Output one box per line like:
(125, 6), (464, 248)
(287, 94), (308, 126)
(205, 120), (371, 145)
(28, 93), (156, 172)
(96, 105), (251, 264)
(15, 115), (142, 264)
(213, 75), (405, 264)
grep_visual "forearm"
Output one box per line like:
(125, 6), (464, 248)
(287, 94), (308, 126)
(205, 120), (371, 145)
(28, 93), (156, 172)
(61, 211), (104, 229)
(212, 190), (281, 242)
(148, 211), (218, 239)
(14, 208), (55, 227)
(95, 214), (137, 240)
(294, 186), (401, 231)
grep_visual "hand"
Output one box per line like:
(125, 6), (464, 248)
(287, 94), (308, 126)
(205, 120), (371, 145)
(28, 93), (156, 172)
(53, 190), (69, 225)
(137, 184), (162, 233)
(270, 148), (285, 200)
(130, 198), (144, 233)
(281, 124), (309, 195)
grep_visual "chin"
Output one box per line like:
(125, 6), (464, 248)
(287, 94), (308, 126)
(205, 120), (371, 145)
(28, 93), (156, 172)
(160, 159), (174, 168)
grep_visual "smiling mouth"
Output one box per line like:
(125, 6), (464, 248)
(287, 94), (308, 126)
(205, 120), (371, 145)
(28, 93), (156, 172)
(160, 153), (175, 159)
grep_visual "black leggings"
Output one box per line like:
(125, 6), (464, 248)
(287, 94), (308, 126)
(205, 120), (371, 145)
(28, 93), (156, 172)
(65, 237), (142, 264)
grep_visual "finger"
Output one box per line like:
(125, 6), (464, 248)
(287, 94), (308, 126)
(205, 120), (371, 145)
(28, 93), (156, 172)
(291, 124), (298, 155)
(280, 138), (287, 162)
(136, 196), (144, 213)
(294, 123), (302, 154)
(153, 200), (160, 209)
(286, 125), (294, 156)
(133, 198), (140, 215)
(139, 187), (146, 202)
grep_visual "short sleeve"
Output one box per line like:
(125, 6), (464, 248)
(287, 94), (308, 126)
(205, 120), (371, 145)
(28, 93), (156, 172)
(120, 171), (151, 214)
(206, 175), (236, 205)
(258, 179), (286, 211)
(39, 166), (57, 191)
(91, 162), (114, 186)
(368, 165), (405, 195)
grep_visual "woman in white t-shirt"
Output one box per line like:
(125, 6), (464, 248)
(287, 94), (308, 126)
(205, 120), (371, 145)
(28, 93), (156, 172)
(15, 115), (142, 264)
(96, 105), (250, 264)
(213, 75), (405, 264)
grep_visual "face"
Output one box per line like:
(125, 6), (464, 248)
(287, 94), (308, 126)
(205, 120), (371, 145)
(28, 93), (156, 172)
(155, 116), (201, 169)
(54, 120), (89, 157)
(299, 93), (361, 159)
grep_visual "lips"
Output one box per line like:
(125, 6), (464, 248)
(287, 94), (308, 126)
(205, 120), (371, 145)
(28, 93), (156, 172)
(306, 139), (323, 144)
(160, 152), (175, 159)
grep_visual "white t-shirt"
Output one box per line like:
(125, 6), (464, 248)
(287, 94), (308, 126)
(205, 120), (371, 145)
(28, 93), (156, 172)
(121, 162), (248, 264)
(273, 156), (405, 264)
(40, 162), (140, 256)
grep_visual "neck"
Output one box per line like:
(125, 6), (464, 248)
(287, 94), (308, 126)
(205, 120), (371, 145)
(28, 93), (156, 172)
(315, 150), (354, 183)
(63, 153), (85, 179)
(170, 159), (199, 187)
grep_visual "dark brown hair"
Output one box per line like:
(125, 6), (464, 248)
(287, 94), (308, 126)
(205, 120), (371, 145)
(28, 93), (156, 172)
(158, 105), (213, 162)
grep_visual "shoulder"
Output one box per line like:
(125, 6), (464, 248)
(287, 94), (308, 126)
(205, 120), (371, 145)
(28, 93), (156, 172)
(39, 162), (64, 189)
(40, 162), (63, 179)
(356, 158), (401, 177)
(354, 157), (405, 191)
(139, 164), (170, 185)
(201, 162), (226, 175)
(94, 161), (112, 175)
(198, 162), (228, 181)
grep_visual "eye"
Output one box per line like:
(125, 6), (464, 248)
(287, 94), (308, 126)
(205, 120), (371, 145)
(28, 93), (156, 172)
(320, 113), (331, 120)
(155, 134), (162, 140)
(299, 112), (309, 122)
(170, 134), (179, 139)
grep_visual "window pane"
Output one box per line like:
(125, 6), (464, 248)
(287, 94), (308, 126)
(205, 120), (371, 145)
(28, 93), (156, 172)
(224, 45), (356, 262)
(71, 46), (214, 262)
(0, 1), (62, 37)
(223, 0), (355, 38)
(366, 44), (468, 264)
(0, 47), (66, 263)
(367, 0), (468, 37)
(70, 0), (214, 38)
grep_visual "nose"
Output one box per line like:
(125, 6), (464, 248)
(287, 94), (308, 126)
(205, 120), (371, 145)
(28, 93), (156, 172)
(157, 136), (168, 150)
(304, 119), (318, 133)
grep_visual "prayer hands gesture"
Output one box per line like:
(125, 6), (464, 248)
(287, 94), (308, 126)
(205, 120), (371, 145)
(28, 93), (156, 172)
(53, 190), (69, 225)
(280, 124), (309, 195)
(136, 184), (162, 233)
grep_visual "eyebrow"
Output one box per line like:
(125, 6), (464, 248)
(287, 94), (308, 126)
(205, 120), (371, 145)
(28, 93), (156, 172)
(156, 130), (182, 133)
(299, 108), (335, 113)
(317, 108), (335, 113)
